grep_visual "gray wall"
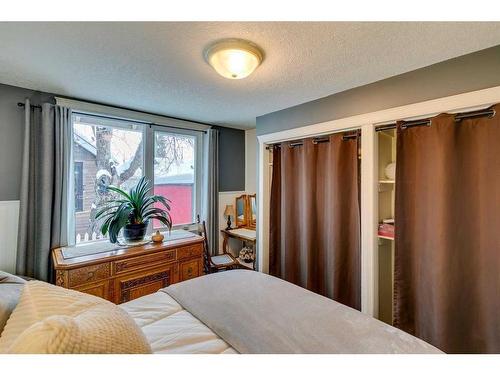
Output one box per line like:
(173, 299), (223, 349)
(0, 84), (53, 200)
(0, 83), (245, 200)
(215, 126), (245, 192)
(256, 45), (500, 135)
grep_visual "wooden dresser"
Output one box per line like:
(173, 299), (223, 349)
(52, 235), (204, 304)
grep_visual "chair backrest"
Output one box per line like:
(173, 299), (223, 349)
(196, 215), (211, 274)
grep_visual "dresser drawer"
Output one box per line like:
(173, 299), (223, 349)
(178, 244), (203, 260)
(75, 281), (110, 300)
(68, 263), (110, 287)
(114, 250), (176, 275)
(116, 267), (171, 304)
(180, 259), (202, 281)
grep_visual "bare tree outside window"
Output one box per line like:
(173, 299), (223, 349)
(154, 133), (194, 175)
(72, 115), (197, 243)
(72, 117), (143, 243)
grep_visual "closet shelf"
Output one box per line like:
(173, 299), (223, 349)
(378, 235), (395, 241)
(379, 130), (395, 138)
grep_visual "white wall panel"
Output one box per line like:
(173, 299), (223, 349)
(0, 200), (19, 273)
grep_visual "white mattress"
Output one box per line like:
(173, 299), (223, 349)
(120, 291), (236, 354)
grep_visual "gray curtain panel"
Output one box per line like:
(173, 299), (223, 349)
(16, 100), (73, 281)
(202, 128), (219, 255)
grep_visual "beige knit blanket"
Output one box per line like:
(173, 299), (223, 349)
(164, 270), (442, 354)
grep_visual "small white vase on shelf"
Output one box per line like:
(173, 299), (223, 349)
(385, 162), (396, 180)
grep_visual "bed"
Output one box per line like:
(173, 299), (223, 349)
(120, 290), (236, 354)
(121, 270), (442, 354)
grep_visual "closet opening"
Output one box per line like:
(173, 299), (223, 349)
(374, 104), (498, 326)
(266, 130), (362, 310)
(376, 127), (396, 324)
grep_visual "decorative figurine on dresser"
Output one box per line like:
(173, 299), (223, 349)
(221, 193), (257, 270)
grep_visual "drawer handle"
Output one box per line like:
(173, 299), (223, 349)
(87, 271), (95, 281)
(187, 267), (193, 276)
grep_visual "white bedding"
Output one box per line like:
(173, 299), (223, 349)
(120, 291), (236, 354)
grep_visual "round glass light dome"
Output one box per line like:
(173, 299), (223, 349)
(204, 39), (263, 80)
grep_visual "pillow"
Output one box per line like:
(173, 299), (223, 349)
(0, 281), (151, 354)
(0, 271), (26, 335)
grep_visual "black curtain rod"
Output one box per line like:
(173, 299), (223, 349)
(375, 107), (496, 132)
(17, 102), (42, 109)
(266, 132), (359, 150)
(266, 105), (496, 150)
(342, 133), (360, 140)
(20, 98), (215, 129)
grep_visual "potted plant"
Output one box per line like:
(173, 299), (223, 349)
(95, 177), (172, 244)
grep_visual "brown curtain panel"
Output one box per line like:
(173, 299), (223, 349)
(269, 146), (282, 277)
(269, 133), (361, 310)
(394, 104), (500, 353)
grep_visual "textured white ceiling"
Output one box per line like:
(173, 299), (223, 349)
(0, 22), (499, 129)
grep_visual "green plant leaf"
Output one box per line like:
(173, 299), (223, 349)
(106, 185), (132, 201)
(94, 201), (126, 220)
(135, 177), (151, 201)
(100, 215), (115, 236)
(108, 204), (134, 243)
(143, 207), (168, 218)
(140, 195), (171, 212)
(96, 177), (172, 243)
(150, 215), (172, 230)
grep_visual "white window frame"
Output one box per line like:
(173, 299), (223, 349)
(61, 98), (210, 245)
(146, 124), (204, 230)
(70, 112), (147, 244)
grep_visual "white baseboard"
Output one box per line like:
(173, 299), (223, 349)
(0, 200), (19, 274)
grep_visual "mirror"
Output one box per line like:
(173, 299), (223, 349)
(248, 194), (256, 229)
(234, 194), (257, 229)
(235, 194), (247, 228)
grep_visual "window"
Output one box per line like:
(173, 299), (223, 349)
(154, 131), (197, 227)
(70, 113), (202, 244)
(72, 114), (144, 243)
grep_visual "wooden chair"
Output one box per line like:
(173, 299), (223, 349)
(197, 218), (239, 273)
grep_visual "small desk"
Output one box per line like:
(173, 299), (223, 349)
(220, 228), (256, 270)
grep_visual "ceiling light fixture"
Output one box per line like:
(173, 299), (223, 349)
(204, 39), (264, 80)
